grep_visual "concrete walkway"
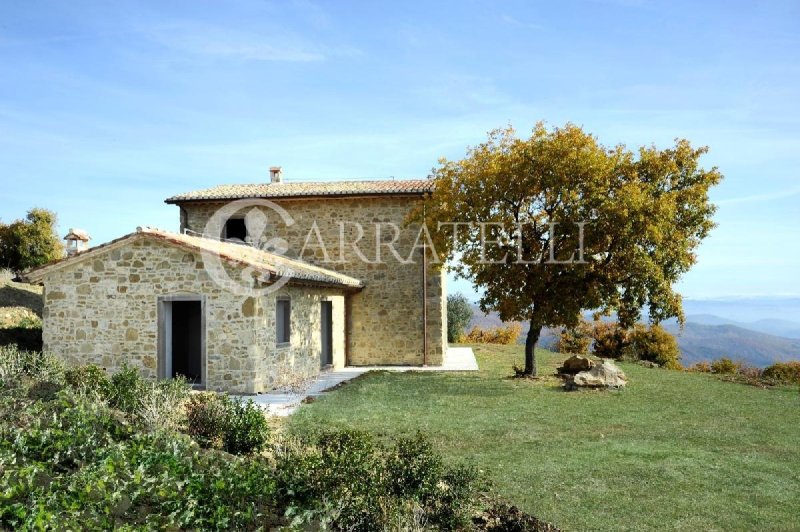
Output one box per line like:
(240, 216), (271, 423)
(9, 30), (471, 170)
(241, 346), (478, 417)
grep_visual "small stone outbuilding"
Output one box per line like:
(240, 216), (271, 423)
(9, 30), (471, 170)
(25, 227), (361, 393)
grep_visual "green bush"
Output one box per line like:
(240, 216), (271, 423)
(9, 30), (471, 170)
(555, 321), (592, 354)
(464, 323), (522, 345)
(275, 429), (481, 530)
(184, 393), (269, 455)
(64, 364), (112, 397)
(629, 324), (682, 369)
(108, 364), (148, 413)
(0, 390), (278, 530)
(0, 346), (63, 387)
(447, 293), (474, 342)
(591, 321), (631, 359)
(689, 361), (712, 372)
(185, 392), (227, 448)
(762, 361), (800, 384)
(710, 357), (740, 375)
(223, 398), (270, 455)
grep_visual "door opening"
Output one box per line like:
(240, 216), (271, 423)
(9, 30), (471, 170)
(161, 299), (204, 385)
(320, 301), (333, 367)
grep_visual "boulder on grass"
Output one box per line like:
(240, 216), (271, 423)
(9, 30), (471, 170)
(572, 360), (627, 389)
(558, 355), (595, 375)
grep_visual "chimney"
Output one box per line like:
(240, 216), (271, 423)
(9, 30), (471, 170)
(64, 228), (91, 257)
(269, 166), (283, 184)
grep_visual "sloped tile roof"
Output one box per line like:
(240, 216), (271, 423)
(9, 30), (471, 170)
(165, 179), (433, 203)
(25, 227), (363, 290)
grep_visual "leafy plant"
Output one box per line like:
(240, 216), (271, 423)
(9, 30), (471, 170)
(108, 364), (147, 413)
(464, 324), (522, 345)
(184, 393), (269, 455)
(762, 361), (800, 384)
(710, 357), (740, 375)
(63, 364), (112, 398)
(555, 321), (592, 354)
(185, 392), (227, 449)
(591, 321), (631, 359)
(447, 293), (474, 342)
(628, 324), (682, 369)
(222, 397), (270, 455)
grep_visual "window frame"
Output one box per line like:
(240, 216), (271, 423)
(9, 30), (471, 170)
(276, 297), (291, 347)
(222, 217), (248, 242)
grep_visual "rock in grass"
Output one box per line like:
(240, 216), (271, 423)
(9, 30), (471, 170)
(572, 360), (627, 389)
(557, 355), (595, 375)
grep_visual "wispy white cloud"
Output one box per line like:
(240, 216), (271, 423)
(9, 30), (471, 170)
(140, 20), (359, 62)
(500, 14), (544, 31)
(716, 184), (800, 205)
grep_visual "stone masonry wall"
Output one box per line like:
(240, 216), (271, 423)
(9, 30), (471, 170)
(41, 236), (345, 393)
(181, 196), (447, 365)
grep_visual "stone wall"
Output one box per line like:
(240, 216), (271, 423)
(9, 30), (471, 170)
(41, 235), (345, 393)
(180, 195), (447, 365)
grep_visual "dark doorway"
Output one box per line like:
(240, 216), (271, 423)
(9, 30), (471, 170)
(170, 300), (202, 383)
(320, 301), (333, 367)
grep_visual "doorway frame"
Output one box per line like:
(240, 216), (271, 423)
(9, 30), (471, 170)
(157, 295), (207, 387)
(320, 299), (333, 368)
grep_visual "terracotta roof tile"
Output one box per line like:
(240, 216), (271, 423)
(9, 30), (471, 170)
(165, 179), (433, 203)
(25, 227), (363, 290)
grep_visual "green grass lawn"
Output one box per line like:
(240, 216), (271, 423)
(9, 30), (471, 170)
(288, 344), (800, 531)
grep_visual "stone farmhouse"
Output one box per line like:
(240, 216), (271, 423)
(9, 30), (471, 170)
(25, 169), (447, 393)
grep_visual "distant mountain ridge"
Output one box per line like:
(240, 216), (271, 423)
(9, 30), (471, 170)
(468, 305), (800, 368)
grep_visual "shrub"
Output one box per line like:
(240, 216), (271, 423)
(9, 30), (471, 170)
(0, 346), (63, 387)
(184, 393), (269, 455)
(447, 293), (474, 343)
(628, 324), (682, 369)
(710, 357), (740, 375)
(689, 361), (712, 373)
(223, 398), (270, 455)
(64, 364), (112, 398)
(137, 378), (190, 431)
(555, 321), (591, 354)
(591, 321), (631, 359)
(108, 364), (148, 413)
(464, 323), (522, 345)
(274, 430), (481, 530)
(762, 361), (800, 384)
(185, 392), (228, 449)
(0, 391), (278, 530)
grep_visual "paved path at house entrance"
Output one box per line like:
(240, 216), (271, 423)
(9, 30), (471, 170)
(240, 347), (478, 417)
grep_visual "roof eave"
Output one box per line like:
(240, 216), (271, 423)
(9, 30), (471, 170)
(164, 190), (431, 205)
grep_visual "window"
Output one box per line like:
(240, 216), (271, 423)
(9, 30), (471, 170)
(276, 299), (291, 345)
(223, 218), (247, 242)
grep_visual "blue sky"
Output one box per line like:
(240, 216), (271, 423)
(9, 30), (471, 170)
(1, 0), (798, 300)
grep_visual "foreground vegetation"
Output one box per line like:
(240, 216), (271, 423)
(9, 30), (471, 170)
(0, 346), (557, 531)
(289, 344), (800, 531)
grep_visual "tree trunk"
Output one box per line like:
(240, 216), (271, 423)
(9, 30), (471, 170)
(524, 319), (542, 376)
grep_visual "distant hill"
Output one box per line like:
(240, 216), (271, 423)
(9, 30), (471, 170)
(683, 314), (800, 339)
(469, 305), (800, 368)
(662, 322), (800, 367)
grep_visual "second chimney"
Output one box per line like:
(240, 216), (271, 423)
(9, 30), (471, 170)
(270, 166), (283, 184)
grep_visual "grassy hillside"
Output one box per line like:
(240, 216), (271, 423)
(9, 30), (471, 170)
(0, 273), (43, 351)
(289, 345), (800, 531)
